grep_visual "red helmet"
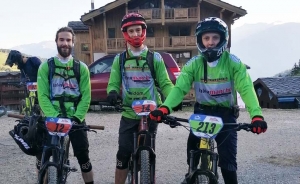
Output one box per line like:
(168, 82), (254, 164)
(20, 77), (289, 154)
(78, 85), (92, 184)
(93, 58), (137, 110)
(121, 12), (147, 48)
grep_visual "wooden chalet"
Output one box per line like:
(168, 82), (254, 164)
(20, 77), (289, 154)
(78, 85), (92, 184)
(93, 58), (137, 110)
(253, 77), (300, 109)
(67, 21), (91, 65)
(76, 0), (247, 66)
(0, 71), (25, 110)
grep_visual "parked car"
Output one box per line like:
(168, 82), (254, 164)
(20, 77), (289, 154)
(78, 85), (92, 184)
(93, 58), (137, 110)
(88, 52), (181, 105)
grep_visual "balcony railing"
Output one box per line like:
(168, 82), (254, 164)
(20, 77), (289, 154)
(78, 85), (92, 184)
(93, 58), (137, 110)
(105, 36), (196, 52)
(128, 7), (198, 22)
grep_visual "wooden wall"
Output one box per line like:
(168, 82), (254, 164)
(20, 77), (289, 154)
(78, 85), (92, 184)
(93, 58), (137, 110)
(254, 83), (278, 109)
(106, 5), (126, 38)
(74, 31), (91, 65)
(86, 0), (240, 61)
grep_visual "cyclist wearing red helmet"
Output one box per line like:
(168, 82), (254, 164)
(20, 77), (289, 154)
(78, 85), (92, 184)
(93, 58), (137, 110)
(106, 12), (176, 184)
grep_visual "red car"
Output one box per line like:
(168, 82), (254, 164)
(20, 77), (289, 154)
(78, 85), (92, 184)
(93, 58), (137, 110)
(89, 52), (181, 105)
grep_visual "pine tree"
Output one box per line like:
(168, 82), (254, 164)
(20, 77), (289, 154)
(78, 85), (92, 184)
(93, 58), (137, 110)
(291, 63), (299, 76)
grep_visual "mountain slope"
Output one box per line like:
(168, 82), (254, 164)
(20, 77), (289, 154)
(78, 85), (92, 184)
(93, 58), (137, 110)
(10, 41), (56, 59)
(231, 22), (300, 80)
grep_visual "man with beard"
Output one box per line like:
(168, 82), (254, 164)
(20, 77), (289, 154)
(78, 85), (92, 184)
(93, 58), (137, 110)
(37, 27), (94, 184)
(5, 50), (41, 82)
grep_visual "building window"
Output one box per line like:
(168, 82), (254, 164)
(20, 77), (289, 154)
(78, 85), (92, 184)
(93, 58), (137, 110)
(169, 26), (191, 36)
(108, 28), (115, 38)
(147, 27), (154, 37)
(175, 52), (191, 59)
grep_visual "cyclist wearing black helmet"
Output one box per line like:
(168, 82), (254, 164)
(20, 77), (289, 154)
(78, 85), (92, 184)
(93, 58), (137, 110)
(149, 17), (268, 184)
(5, 50), (41, 82)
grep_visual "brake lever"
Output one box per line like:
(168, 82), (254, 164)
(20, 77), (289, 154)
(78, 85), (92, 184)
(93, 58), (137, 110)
(89, 130), (97, 133)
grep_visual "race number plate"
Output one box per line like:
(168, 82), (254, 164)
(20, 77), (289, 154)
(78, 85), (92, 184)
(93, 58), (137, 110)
(132, 100), (157, 116)
(26, 82), (37, 92)
(189, 114), (224, 139)
(45, 117), (73, 136)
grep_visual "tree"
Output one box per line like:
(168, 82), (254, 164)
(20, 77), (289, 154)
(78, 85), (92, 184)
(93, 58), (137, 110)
(290, 62), (299, 76)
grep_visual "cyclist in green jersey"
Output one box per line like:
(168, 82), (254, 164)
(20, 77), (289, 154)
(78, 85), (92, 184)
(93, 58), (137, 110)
(149, 17), (267, 184)
(106, 12), (178, 184)
(37, 27), (94, 184)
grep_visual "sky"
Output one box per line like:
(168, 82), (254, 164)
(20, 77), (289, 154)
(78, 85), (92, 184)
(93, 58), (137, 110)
(1, 0), (300, 48)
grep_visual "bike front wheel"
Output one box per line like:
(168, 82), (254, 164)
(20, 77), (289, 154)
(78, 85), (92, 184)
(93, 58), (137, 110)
(140, 150), (150, 184)
(41, 157), (58, 184)
(61, 136), (70, 184)
(188, 170), (218, 184)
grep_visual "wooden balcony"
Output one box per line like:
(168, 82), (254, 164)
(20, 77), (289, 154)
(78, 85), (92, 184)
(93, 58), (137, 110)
(105, 36), (196, 53)
(128, 7), (198, 24)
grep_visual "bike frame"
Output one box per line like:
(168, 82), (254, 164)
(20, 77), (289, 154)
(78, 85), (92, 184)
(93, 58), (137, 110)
(130, 115), (156, 184)
(23, 91), (37, 116)
(189, 137), (219, 183)
(162, 115), (252, 184)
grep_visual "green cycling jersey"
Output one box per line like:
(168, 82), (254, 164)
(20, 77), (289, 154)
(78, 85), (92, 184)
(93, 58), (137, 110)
(107, 48), (174, 119)
(163, 51), (262, 119)
(37, 57), (91, 122)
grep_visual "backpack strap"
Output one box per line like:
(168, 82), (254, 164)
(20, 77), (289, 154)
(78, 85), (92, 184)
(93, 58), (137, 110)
(119, 50), (159, 87)
(47, 57), (55, 80)
(72, 59), (81, 86)
(47, 57), (80, 84)
(119, 51), (126, 82)
(47, 57), (82, 117)
(145, 50), (159, 87)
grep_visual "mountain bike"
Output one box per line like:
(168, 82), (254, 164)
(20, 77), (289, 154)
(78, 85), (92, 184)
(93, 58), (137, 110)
(112, 100), (158, 184)
(9, 81), (40, 116)
(8, 113), (105, 184)
(162, 114), (253, 184)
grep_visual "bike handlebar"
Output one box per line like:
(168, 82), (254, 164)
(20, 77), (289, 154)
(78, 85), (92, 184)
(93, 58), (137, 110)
(7, 113), (105, 130)
(162, 115), (253, 131)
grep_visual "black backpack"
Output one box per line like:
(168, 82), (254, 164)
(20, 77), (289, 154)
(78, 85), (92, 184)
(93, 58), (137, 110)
(119, 50), (159, 87)
(47, 57), (81, 117)
(47, 57), (81, 86)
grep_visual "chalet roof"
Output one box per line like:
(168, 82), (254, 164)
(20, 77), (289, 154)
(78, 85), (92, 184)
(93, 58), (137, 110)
(81, 0), (247, 23)
(67, 21), (89, 32)
(254, 77), (300, 97)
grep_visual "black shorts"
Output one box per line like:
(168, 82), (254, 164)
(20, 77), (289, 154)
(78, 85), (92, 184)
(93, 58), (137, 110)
(118, 116), (158, 154)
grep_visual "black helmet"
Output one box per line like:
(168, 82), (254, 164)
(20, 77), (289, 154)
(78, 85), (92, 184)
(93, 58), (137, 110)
(5, 50), (23, 67)
(195, 17), (229, 62)
(13, 119), (30, 139)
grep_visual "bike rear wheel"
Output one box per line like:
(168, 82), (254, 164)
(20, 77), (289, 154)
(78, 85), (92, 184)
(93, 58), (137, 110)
(140, 150), (150, 184)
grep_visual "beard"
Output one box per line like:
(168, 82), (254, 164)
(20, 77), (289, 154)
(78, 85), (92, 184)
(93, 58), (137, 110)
(57, 45), (72, 58)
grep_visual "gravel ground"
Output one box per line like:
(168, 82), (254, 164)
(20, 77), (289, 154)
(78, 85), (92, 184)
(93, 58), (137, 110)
(1, 108), (300, 184)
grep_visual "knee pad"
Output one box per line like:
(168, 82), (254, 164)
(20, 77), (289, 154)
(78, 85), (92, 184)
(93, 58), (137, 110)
(116, 150), (131, 170)
(76, 151), (92, 173)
